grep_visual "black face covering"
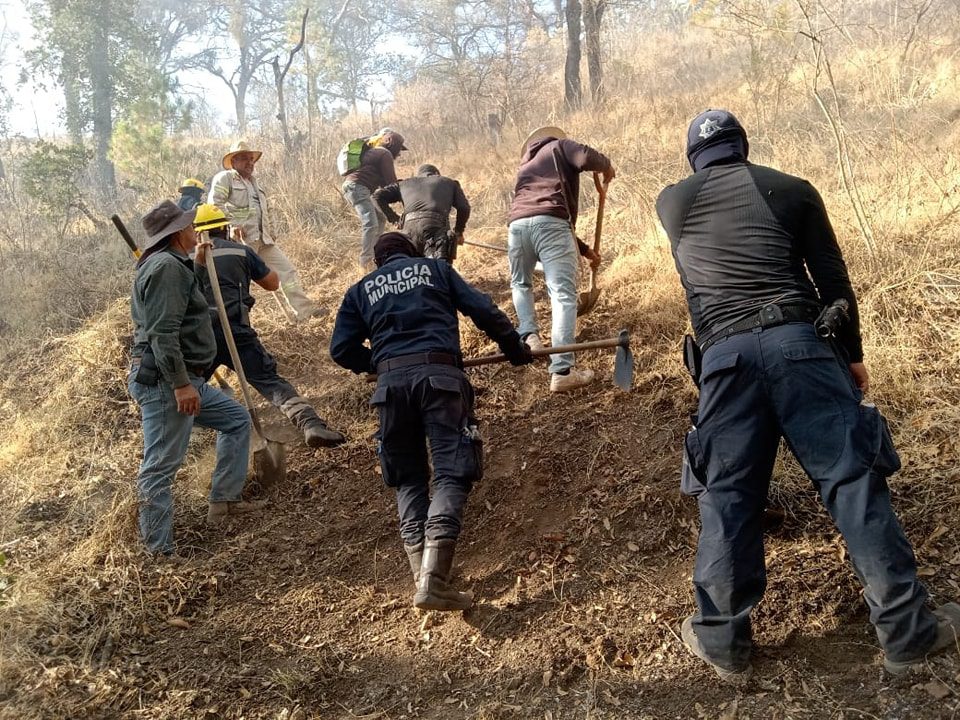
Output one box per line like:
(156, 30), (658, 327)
(374, 232), (422, 267)
(689, 135), (749, 172)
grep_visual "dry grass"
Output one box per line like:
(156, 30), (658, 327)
(2, 13), (960, 719)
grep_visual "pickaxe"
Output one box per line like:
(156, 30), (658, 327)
(366, 330), (633, 391)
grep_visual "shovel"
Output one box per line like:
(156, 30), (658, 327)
(366, 330), (633, 391)
(203, 245), (287, 489)
(576, 173), (608, 317)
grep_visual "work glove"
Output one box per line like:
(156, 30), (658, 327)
(506, 340), (535, 367)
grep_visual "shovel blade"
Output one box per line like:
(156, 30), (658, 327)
(613, 331), (633, 391)
(577, 287), (601, 316)
(252, 439), (286, 490)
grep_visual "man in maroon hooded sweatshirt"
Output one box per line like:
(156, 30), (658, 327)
(507, 126), (615, 392)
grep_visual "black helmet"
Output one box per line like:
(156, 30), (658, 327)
(686, 109), (749, 171)
(416, 164), (440, 177)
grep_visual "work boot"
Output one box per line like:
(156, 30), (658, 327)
(523, 333), (545, 352)
(280, 396), (346, 448)
(884, 602), (960, 675)
(413, 538), (473, 611)
(680, 616), (753, 686)
(207, 500), (267, 526)
(550, 367), (595, 393)
(404, 542), (424, 587)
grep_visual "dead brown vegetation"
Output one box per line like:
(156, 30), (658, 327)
(3, 7), (960, 718)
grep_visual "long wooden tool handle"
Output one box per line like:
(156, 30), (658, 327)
(111, 214), (141, 258)
(463, 335), (627, 368)
(204, 249), (266, 440)
(463, 239), (509, 253)
(589, 175), (609, 292)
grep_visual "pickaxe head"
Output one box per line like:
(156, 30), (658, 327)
(614, 329), (633, 391)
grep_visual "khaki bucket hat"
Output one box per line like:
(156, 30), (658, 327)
(141, 200), (197, 251)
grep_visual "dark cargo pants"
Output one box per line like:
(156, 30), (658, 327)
(370, 364), (482, 544)
(404, 219), (456, 262)
(206, 323), (299, 407)
(683, 322), (937, 670)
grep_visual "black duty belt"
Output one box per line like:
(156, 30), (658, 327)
(376, 352), (460, 374)
(699, 303), (819, 352)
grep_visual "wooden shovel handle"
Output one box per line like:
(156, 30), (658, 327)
(463, 335), (628, 368)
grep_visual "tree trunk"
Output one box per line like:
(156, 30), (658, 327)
(89, 17), (115, 194)
(582, 0), (604, 104)
(235, 81), (248, 135)
(564, 0), (582, 111)
(304, 45), (317, 144)
(272, 57), (292, 151)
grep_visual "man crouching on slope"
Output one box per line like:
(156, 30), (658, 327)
(128, 200), (263, 559)
(330, 232), (533, 610)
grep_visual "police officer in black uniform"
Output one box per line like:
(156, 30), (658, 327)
(192, 204), (346, 449)
(330, 232), (532, 611)
(373, 164), (471, 262)
(657, 109), (959, 683)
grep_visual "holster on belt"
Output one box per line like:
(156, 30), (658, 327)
(133, 346), (160, 386)
(683, 334), (702, 388)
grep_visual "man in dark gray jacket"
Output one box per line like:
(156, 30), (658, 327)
(373, 164), (471, 262)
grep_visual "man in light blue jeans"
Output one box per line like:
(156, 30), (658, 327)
(129, 200), (261, 559)
(508, 216), (579, 376)
(508, 126), (615, 392)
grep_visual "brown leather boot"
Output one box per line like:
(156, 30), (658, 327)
(207, 500), (267, 526)
(404, 542), (424, 587)
(413, 539), (473, 611)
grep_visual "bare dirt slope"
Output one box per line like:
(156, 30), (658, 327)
(2, 241), (960, 720)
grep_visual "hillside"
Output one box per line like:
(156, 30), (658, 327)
(4, 10), (960, 717)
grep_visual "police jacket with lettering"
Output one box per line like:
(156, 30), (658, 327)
(656, 161), (863, 361)
(194, 237), (271, 341)
(330, 254), (523, 374)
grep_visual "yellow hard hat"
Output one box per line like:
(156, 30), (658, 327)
(181, 177), (204, 190)
(193, 203), (229, 232)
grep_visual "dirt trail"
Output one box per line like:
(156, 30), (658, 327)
(3, 251), (960, 720)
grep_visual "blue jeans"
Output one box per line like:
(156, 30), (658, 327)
(507, 215), (578, 374)
(342, 181), (385, 267)
(682, 323), (937, 669)
(128, 373), (251, 555)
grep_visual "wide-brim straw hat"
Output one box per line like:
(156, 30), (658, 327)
(520, 125), (567, 158)
(141, 200), (197, 251)
(222, 140), (263, 170)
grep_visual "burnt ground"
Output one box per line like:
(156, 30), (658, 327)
(3, 253), (960, 720)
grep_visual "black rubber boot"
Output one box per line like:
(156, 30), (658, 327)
(280, 396), (346, 448)
(404, 542), (423, 587)
(413, 538), (473, 611)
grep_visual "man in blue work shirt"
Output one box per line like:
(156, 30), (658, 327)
(657, 109), (959, 683)
(128, 200), (261, 558)
(192, 204), (346, 449)
(330, 232), (533, 611)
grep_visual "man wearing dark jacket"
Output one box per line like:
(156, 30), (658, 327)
(657, 109), (960, 684)
(342, 130), (407, 271)
(191, 204), (346, 449)
(373, 163), (471, 262)
(128, 200), (260, 557)
(508, 126), (615, 393)
(330, 232), (533, 611)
